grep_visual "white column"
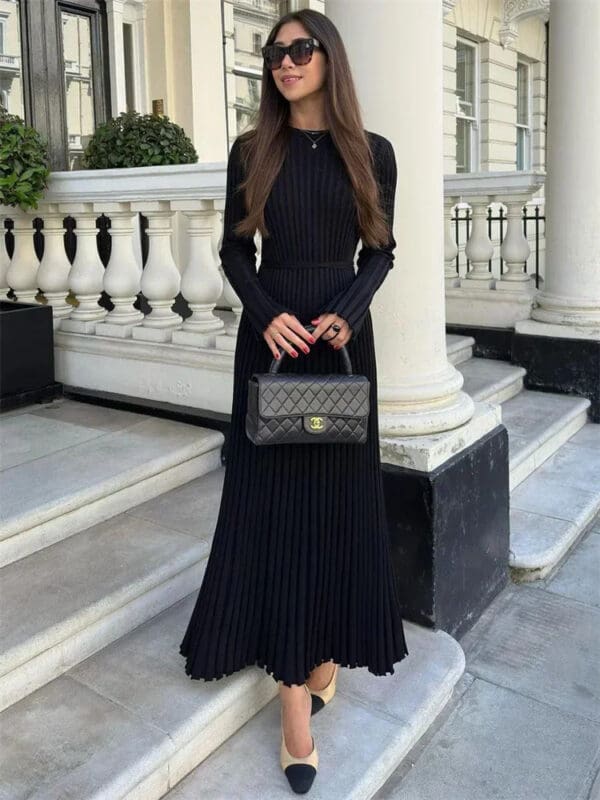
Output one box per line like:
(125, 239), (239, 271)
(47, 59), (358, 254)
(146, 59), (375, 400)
(105, 0), (127, 115)
(326, 0), (473, 436)
(517, 0), (600, 340)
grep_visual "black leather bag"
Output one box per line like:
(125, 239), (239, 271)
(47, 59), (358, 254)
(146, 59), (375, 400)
(245, 324), (370, 446)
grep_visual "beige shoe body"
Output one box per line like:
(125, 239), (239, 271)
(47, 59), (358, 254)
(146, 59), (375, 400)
(307, 662), (338, 715)
(279, 683), (318, 793)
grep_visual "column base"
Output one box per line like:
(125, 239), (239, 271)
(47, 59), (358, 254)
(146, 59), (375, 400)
(513, 325), (600, 422)
(382, 423), (510, 639)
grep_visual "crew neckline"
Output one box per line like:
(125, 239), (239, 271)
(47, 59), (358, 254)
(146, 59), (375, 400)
(289, 126), (330, 133)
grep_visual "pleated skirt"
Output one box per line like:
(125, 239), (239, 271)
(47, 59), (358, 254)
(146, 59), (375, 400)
(179, 264), (409, 687)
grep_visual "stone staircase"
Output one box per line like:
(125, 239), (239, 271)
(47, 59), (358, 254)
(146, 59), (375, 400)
(0, 334), (598, 799)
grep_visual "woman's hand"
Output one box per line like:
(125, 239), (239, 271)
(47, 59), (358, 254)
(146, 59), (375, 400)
(310, 313), (353, 348)
(263, 312), (317, 360)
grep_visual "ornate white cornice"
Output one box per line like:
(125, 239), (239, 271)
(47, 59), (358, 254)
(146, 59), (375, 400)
(499, 0), (550, 48)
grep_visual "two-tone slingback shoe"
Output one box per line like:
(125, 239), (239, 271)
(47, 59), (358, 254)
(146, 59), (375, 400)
(307, 661), (339, 716)
(280, 683), (318, 794)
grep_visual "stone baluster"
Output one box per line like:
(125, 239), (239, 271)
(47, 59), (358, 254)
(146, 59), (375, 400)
(59, 203), (108, 332)
(444, 197), (459, 288)
(460, 197), (494, 288)
(37, 203), (73, 325)
(494, 197), (535, 294)
(129, 201), (183, 342)
(6, 210), (39, 304)
(171, 201), (225, 349)
(94, 203), (144, 336)
(0, 211), (10, 299)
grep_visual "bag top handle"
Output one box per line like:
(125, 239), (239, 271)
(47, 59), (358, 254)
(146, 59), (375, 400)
(268, 323), (353, 375)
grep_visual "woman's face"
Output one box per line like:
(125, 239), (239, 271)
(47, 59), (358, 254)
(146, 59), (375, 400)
(269, 21), (327, 102)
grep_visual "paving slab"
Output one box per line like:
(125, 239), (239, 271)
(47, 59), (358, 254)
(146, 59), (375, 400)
(378, 678), (600, 800)
(459, 585), (600, 723)
(543, 530), (600, 607)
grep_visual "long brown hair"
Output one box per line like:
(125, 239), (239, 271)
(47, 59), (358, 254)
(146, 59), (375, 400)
(233, 9), (391, 249)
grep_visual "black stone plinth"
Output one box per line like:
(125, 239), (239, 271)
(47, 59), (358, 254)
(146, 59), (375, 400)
(0, 300), (62, 411)
(382, 423), (510, 640)
(513, 332), (600, 423)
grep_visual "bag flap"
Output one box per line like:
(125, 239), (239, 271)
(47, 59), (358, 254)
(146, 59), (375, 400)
(253, 373), (370, 418)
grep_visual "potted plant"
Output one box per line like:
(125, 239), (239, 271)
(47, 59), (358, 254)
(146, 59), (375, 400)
(0, 107), (58, 410)
(82, 110), (198, 169)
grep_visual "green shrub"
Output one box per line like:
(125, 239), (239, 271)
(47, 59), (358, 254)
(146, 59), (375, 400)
(0, 108), (51, 211)
(82, 110), (198, 169)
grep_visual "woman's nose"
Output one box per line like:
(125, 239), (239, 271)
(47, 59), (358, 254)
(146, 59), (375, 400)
(280, 53), (295, 68)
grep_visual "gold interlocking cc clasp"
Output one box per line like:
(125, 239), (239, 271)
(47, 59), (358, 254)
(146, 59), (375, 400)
(309, 416), (325, 430)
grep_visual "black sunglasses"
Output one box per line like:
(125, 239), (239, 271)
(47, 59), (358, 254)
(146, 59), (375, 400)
(261, 37), (322, 71)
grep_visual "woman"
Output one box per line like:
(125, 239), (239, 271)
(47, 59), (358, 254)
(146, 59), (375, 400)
(179, 8), (409, 794)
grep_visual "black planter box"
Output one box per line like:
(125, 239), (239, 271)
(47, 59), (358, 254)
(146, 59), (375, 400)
(0, 300), (62, 411)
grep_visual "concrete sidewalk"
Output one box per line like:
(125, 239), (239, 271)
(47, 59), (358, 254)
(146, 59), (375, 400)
(374, 510), (600, 800)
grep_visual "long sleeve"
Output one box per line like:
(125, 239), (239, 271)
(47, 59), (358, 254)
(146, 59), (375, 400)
(314, 135), (397, 340)
(219, 136), (297, 341)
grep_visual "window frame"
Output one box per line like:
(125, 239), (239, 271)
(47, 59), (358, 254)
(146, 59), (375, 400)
(516, 57), (532, 171)
(455, 35), (480, 173)
(19, 0), (111, 170)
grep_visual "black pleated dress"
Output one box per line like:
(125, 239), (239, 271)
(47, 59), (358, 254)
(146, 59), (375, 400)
(179, 125), (409, 687)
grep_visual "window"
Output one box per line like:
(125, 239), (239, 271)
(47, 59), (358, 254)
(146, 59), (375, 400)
(516, 59), (531, 170)
(61, 10), (96, 170)
(12, 0), (109, 170)
(224, 0), (290, 139)
(456, 37), (478, 173)
(123, 22), (135, 112)
(0, 0), (25, 118)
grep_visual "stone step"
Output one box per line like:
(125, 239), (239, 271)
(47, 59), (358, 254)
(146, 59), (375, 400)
(0, 466), (226, 712)
(456, 357), (526, 405)
(446, 333), (475, 365)
(509, 422), (600, 581)
(0, 399), (224, 567)
(0, 592), (465, 800)
(503, 389), (591, 490)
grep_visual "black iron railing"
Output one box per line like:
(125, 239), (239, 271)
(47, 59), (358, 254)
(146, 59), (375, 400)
(451, 203), (546, 288)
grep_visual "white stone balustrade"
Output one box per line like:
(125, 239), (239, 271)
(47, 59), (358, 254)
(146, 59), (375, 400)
(444, 170), (545, 328)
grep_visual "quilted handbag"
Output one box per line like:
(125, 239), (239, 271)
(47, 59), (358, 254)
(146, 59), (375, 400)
(245, 324), (370, 445)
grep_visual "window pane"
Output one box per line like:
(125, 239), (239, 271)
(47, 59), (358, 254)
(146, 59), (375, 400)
(456, 41), (475, 118)
(0, 0), (25, 118)
(456, 117), (471, 173)
(227, 0), (288, 138)
(517, 62), (528, 125)
(123, 22), (135, 112)
(61, 10), (96, 170)
(517, 126), (530, 170)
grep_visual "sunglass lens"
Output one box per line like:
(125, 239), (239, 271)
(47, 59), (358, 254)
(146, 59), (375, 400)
(289, 40), (313, 65)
